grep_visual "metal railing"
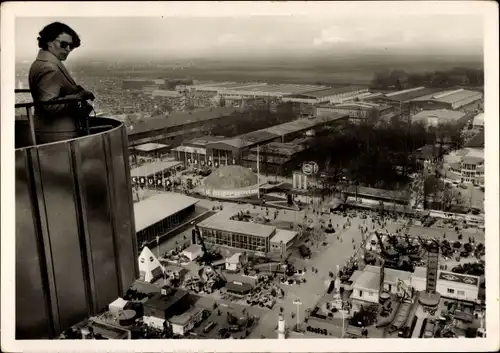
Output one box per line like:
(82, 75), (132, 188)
(15, 89), (110, 146)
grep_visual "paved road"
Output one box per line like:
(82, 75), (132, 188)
(138, 190), (484, 339)
(249, 215), (368, 338)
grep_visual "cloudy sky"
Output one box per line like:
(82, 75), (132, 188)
(15, 15), (484, 61)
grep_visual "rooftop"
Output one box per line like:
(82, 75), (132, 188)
(169, 307), (203, 326)
(431, 89), (482, 104)
(128, 107), (236, 134)
(225, 281), (253, 294)
(349, 270), (364, 283)
(331, 102), (392, 110)
(462, 155), (484, 164)
(89, 320), (130, 339)
(144, 289), (190, 312)
(412, 109), (467, 122)
(465, 130), (484, 148)
(249, 114), (347, 140)
(271, 229), (298, 244)
(203, 165), (258, 190)
(130, 160), (183, 177)
(472, 113), (484, 126)
(133, 143), (170, 152)
(385, 87), (444, 102)
(250, 141), (306, 157)
(182, 244), (203, 255)
(239, 130), (280, 145)
(185, 136), (226, 146)
(134, 193), (199, 232)
(413, 266), (427, 279)
(352, 270), (380, 291)
(287, 86), (367, 99)
(214, 138), (253, 149)
(198, 216), (276, 238)
(364, 265), (412, 284)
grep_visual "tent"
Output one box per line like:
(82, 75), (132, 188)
(138, 246), (164, 283)
(182, 244), (203, 261)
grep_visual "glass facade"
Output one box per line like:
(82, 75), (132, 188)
(211, 148), (234, 167)
(137, 206), (194, 246)
(200, 226), (270, 254)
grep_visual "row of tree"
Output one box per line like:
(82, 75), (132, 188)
(371, 67), (484, 90)
(302, 119), (464, 191)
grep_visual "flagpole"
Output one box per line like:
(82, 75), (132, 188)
(257, 145), (260, 199)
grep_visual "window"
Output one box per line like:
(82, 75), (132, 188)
(447, 288), (455, 294)
(457, 290), (465, 296)
(359, 290), (363, 297)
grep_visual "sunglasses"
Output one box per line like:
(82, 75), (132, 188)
(56, 39), (75, 50)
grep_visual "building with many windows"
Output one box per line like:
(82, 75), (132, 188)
(315, 102), (395, 123)
(134, 193), (199, 248)
(241, 140), (309, 176)
(171, 114), (347, 170)
(411, 267), (480, 303)
(410, 89), (483, 113)
(127, 107), (237, 147)
(282, 86), (369, 105)
(197, 216), (276, 256)
(410, 109), (470, 128)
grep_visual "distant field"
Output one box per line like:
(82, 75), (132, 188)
(17, 54), (483, 87)
(116, 68), (375, 85)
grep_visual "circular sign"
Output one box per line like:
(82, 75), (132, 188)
(156, 179), (163, 186)
(139, 177), (146, 185)
(132, 177), (138, 185)
(302, 163), (313, 175)
(148, 178), (154, 185)
(311, 162), (319, 174)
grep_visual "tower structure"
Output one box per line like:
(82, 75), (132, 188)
(418, 240), (441, 315)
(15, 92), (139, 339)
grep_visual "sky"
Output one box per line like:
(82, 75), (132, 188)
(15, 15), (484, 62)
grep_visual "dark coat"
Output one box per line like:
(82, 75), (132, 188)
(29, 50), (83, 143)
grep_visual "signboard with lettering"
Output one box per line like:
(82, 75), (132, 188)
(302, 161), (319, 176)
(439, 272), (479, 286)
(139, 177), (146, 186)
(206, 187), (259, 199)
(132, 177), (138, 185)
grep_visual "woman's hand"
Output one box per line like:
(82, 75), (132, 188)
(76, 90), (95, 101)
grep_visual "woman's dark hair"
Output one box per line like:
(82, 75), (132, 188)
(37, 22), (81, 50)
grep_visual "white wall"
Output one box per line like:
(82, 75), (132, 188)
(143, 316), (165, 330)
(171, 323), (185, 336)
(437, 281), (479, 302)
(411, 277), (427, 292)
(225, 262), (239, 271)
(351, 287), (379, 304)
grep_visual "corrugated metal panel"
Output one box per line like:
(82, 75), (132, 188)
(15, 118), (138, 339)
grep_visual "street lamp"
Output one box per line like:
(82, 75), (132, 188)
(293, 299), (302, 330)
(341, 310), (346, 338)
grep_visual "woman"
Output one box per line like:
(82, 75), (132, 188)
(29, 22), (95, 144)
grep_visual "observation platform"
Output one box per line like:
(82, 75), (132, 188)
(15, 93), (139, 339)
